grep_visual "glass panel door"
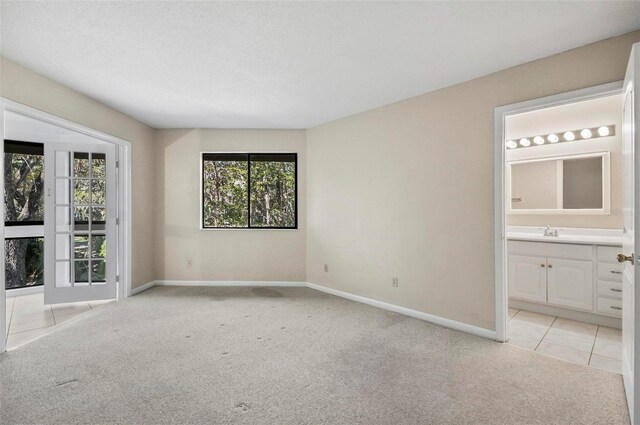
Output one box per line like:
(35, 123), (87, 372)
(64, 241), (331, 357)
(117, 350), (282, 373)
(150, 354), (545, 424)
(44, 141), (117, 304)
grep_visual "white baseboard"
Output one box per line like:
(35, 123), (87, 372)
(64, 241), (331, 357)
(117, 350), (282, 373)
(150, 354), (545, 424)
(130, 280), (158, 296)
(306, 282), (497, 341)
(139, 280), (496, 341)
(156, 280), (307, 288)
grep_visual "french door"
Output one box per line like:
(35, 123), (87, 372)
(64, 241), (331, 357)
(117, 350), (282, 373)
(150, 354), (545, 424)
(44, 140), (117, 304)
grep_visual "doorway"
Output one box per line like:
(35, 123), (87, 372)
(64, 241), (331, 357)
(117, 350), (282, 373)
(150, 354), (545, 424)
(0, 99), (132, 352)
(494, 81), (627, 365)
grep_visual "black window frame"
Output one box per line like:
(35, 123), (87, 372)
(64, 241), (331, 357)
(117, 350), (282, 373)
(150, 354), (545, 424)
(201, 152), (298, 230)
(4, 140), (45, 227)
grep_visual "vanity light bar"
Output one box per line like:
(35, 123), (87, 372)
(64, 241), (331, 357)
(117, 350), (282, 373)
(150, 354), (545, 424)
(506, 125), (615, 149)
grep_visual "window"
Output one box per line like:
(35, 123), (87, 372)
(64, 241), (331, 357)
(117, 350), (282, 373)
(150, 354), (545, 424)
(5, 238), (44, 289)
(4, 140), (44, 226)
(4, 140), (45, 289)
(202, 153), (297, 229)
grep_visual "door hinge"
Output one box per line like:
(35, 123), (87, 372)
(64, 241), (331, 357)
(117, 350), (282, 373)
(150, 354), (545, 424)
(116, 275), (120, 283)
(116, 160), (119, 169)
(116, 218), (120, 225)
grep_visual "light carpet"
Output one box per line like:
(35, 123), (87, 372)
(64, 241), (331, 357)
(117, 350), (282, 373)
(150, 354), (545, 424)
(0, 286), (629, 424)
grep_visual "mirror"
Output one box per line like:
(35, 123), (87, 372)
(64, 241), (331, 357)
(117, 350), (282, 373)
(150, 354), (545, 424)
(508, 153), (609, 214)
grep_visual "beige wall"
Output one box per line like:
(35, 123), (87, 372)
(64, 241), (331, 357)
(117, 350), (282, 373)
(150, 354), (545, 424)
(4, 29), (639, 331)
(506, 93), (623, 228)
(306, 31), (640, 330)
(0, 57), (156, 288)
(154, 129), (306, 282)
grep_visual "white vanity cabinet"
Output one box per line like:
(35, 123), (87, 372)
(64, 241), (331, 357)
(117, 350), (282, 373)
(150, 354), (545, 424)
(595, 246), (623, 317)
(508, 255), (547, 303)
(546, 259), (593, 310)
(508, 239), (621, 319)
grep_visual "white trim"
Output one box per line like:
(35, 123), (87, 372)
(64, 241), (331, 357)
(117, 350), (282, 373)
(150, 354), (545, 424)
(130, 280), (158, 295)
(1, 102), (7, 353)
(306, 282), (496, 340)
(6, 285), (44, 298)
(118, 144), (133, 300)
(494, 97), (508, 343)
(157, 280), (307, 287)
(557, 159), (564, 210)
(4, 225), (44, 238)
(493, 81), (624, 344)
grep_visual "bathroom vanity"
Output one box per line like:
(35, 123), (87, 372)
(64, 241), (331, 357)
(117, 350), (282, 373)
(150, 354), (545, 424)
(507, 226), (622, 327)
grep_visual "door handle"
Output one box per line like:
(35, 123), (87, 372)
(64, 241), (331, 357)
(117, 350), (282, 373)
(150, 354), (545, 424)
(617, 253), (634, 265)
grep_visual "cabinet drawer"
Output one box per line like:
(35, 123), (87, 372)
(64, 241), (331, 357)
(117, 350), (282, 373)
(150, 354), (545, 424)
(598, 263), (623, 281)
(597, 280), (622, 300)
(597, 246), (622, 263)
(508, 241), (592, 260)
(597, 297), (623, 317)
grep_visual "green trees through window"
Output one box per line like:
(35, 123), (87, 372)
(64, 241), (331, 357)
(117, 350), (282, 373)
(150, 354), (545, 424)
(4, 141), (45, 289)
(203, 155), (248, 227)
(202, 153), (297, 229)
(4, 142), (44, 224)
(250, 157), (296, 228)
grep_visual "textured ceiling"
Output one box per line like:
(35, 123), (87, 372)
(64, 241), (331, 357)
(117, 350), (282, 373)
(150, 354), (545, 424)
(1, 1), (640, 129)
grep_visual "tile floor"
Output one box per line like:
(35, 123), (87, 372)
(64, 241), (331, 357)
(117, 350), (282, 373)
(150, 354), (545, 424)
(5, 292), (114, 350)
(508, 307), (622, 374)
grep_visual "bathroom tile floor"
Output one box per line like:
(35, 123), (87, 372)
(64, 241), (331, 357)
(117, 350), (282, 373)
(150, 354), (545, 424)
(5, 292), (115, 350)
(508, 307), (622, 374)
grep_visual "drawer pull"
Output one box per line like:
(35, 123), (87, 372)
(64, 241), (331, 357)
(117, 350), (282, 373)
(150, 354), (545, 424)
(611, 270), (623, 275)
(610, 288), (623, 293)
(611, 306), (623, 311)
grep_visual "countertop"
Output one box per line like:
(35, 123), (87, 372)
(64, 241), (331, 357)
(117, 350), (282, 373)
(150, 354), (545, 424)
(506, 226), (622, 246)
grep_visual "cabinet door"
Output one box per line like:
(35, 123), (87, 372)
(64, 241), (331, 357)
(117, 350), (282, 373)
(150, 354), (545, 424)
(508, 255), (547, 303)
(547, 258), (593, 311)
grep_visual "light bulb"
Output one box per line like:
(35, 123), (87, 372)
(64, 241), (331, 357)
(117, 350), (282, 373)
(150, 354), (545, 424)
(547, 134), (559, 143)
(598, 126), (610, 137)
(533, 136), (545, 145)
(506, 140), (517, 149)
(519, 138), (531, 147)
(580, 129), (592, 139)
(563, 131), (575, 141)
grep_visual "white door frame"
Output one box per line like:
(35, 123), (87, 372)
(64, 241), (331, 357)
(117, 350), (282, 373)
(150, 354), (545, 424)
(0, 98), (133, 353)
(493, 81), (623, 342)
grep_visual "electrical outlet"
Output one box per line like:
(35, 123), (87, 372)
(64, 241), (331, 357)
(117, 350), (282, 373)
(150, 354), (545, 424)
(324, 264), (329, 272)
(187, 259), (193, 268)
(392, 277), (398, 287)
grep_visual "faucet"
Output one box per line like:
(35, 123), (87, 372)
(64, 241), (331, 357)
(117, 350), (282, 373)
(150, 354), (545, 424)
(543, 225), (559, 237)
